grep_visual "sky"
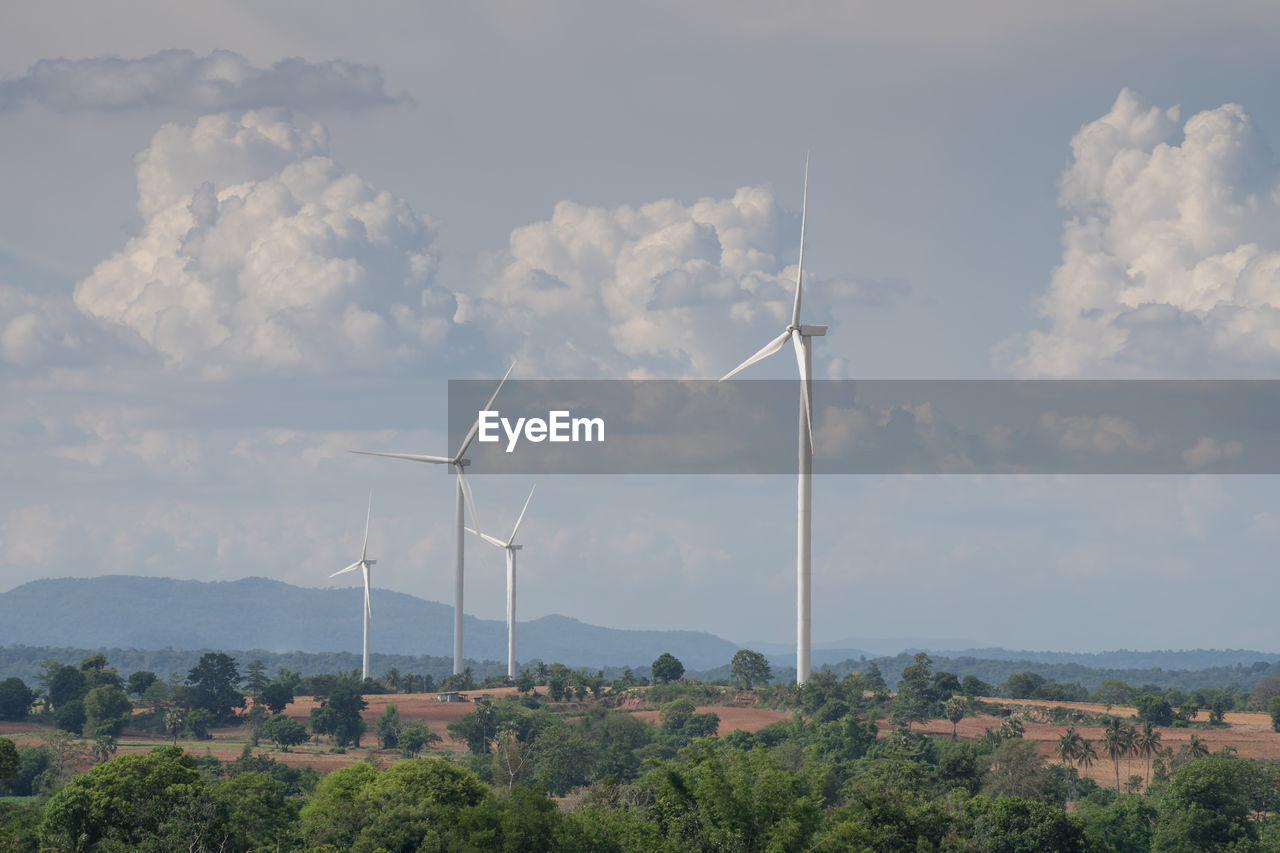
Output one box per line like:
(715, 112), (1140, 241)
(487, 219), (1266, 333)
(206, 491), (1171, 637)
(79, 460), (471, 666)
(3, 0), (1280, 655)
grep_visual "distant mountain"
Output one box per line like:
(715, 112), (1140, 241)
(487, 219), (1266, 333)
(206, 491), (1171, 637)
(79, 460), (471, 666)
(0, 576), (739, 671)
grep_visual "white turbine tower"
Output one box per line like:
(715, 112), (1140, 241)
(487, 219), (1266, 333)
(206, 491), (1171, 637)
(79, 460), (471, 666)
(331, 491), (376, 681)
(351, 362), (515, 674)
(467, 485), (536, 679)
(720, 157), (826, 685)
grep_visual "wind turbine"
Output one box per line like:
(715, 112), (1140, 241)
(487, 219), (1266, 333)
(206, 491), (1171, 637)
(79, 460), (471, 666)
(720, 156), (826, 685)
(467, 485), (536, 679)
(351, 362), (515, 674)
(331, 491), (376, 681)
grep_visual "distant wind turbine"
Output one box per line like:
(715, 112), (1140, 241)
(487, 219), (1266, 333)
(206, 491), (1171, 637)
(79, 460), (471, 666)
(720, 156), (827, 685)
(467, 485), (536, 679)
(351, 362), (514, 674)
(330, 491), (376, 680)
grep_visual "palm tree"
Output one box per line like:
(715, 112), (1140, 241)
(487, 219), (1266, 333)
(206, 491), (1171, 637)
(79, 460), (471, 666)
(1101, 718), (1127, 790)
(944, 696), (967, 740)
(1055, 726), (1085, 799)
(1184, 733), (1210, 760)
(1134, 722), (1162, 787)
(1121, 721), (1137, 781)
(1079, 738), (1098, 786)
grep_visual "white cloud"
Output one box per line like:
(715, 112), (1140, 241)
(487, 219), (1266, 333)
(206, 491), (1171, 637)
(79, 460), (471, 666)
(0, 50), (402, 113)
(74, 110), (451, 376)
(1039, 411), (1152, 455)
(469, 187), (890, 378)
(997, 89), (1280, 377)
(0, 286), (132, 368)
(1181, 436), (1244, 470)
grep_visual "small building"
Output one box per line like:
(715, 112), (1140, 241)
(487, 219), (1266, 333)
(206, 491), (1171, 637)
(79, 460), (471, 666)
(436, 691), (467, 703)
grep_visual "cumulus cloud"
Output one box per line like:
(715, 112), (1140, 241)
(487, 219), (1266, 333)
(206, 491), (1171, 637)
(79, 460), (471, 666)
(997, 89), (1280, 377)
(468, 187), (890, 378)
(74, 110), (452, 376)
(1181, 436), (1244, 470)
(0, 50), (402, 113)
(0, 286), (135, 367)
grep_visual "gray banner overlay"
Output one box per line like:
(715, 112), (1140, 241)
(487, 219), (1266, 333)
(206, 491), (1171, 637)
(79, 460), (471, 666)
(447, 380), (1280, 474)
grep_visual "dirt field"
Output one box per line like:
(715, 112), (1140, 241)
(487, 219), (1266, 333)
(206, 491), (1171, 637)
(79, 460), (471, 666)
(909, 701), (1280, 790)
(7, 694), (1277, 787)
(630, 705), (791, 733)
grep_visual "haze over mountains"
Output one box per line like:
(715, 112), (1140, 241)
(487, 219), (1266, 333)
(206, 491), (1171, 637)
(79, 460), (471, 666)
(0, 576), (740, 671)
(3, 577), (1278, 681)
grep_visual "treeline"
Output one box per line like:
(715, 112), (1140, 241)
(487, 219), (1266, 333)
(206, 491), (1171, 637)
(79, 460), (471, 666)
(2, 652), (1280, 851)
(815, 652), (1280, 695)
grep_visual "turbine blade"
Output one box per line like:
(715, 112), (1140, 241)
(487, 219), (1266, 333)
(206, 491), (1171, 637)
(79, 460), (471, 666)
(455, 361), (516, 459)
(330, 561), (362, 578)
(361, 490), (372, 562)
(465, 528), (509, 548)
(792, 329), (814, 450)
(507, 485), (536, 545)
(720, 330), (790, 381)
(458, 467), (482, 540)
(791, 153), (809, 328)
(349, 451), (451, 464)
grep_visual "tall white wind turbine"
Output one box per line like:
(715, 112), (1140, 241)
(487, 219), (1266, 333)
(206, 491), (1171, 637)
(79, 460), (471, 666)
(331, 491), (376, 680)
(351, 362), (515, 674)
(467, 485), (536, 679)
(720, 157), (826, 685)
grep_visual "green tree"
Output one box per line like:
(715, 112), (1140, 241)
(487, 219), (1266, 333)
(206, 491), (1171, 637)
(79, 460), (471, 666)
(38, 746), (205, 849)
(258, 681), (294, 714)
(651, 652), (685, 684)
(865, 661), (890, 698)
(1055, 726), (1084, 800)
(730, 649), (772, 689)
(517, 669), (536, 694)
(893, 652), (936, 728)
(186, 652), (244, 721)
(0, 677), (36, 721)
(243, 659), (270, 697)
(0, 737), (18, 790)
(125, 670), (157, 698)
(322, 681), (368, 747)
(1268, 695), (1280, 733)
(1133, 721), (1162, 787)
(982, 738), (1058, 801)
(399, 723), (442, 757)
(1101, 718), (1131, 790)
(944, 695), (967, 739)
(375, 703), (403, 749)
(532, 725), (596, 795)
(1152, 756), (1259, 852)
(1181, 733), (1210, 761)
(212, 770), (297, 852)
(1004, 671), (1045, 699)
(260, 713), (309, 750)
(83, 684), (132, 740)
(47, 664), (87, 709)
(961, 674), (994, 697)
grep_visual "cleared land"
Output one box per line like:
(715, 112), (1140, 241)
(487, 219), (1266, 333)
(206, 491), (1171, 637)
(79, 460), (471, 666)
(6, 693), (1278, 788)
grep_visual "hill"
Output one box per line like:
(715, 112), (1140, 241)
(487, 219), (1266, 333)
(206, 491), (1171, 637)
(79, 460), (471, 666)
(0, 575), (739, 671)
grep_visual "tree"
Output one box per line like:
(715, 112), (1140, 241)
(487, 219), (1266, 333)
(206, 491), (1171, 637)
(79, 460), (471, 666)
(1135, 693), (1175, 726)
(944, 695), (967, 739)
(730, 649), (772, 689)
(1101, 718), (1129, 790)
(125, 670), (157, 698)
(1134, 721), (1162, 787)
(164, 707), (186, 744)
(1004, 671), (1045, 699)
(651, 652), (685, 684)
(1182, 733), (1210, 761)
(259, 681), (294, 714)
(83, 685), (132, 740)
(1269, 695), (1280, 733)
(243, 660), (270, 697)
(0, 677), (36, 721)
(1055, 726), (1084, 800)
(893, 652), (936, 729)
(0, 737), (18, 789)
(375, 704), (402, 749)
(186, 652), (244, 721)
(260, 714), (309, 750)
(493, 726), (530, 792)
(399, 723), (441, 757)
(1152, 757), (1259, 852)
(960, 674), (994, 697)
(516, 669), (536, 694)
(1250, 673), (1280, 711)
(321, 682), (367, 747)
(47, 664), (86, 709)
(982, 738), (1058, 801)
(865, 662), (890, 697)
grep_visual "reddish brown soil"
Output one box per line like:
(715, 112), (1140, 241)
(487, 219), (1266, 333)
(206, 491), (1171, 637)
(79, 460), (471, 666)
(630, 705), (790, 733)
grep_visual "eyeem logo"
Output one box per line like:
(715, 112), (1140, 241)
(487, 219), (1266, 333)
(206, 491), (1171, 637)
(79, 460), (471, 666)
(478, 410), (605, 453)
